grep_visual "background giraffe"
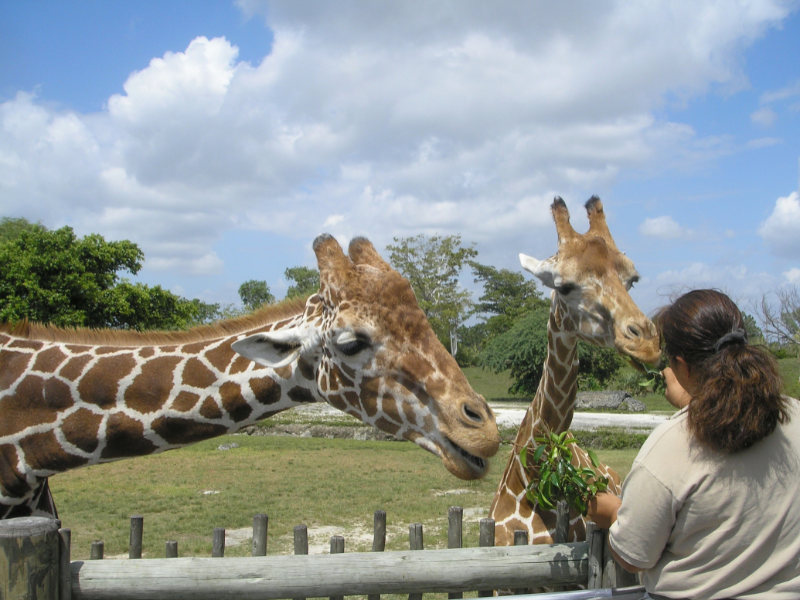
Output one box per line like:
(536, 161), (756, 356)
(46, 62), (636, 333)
(490, 197), (661, 547)
(0, 234), (500, 519)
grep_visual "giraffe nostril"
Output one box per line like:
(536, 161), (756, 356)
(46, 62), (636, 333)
(463, 404), (484, 424)
(627, 323), (643, 339)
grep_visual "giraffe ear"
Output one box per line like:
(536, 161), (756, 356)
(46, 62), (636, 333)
(232, 326), (318, 369)
(520, 253), (558, 290)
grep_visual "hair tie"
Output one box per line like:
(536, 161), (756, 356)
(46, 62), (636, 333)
(714, 328), (747, 353)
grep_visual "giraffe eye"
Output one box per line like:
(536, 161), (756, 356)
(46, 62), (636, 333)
(557, 283), (577, 295)
(335, 332), (372, 357)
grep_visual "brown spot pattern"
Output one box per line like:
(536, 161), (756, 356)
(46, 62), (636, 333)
(229, 355), (251, 375)
(182, 358), (216, 389)
(124, 356), (181, 414)
(9, 340), (43, 351)
(101, 413), (157, 459)
(273, 365), (292, 380)
(0, 376), (62, 437)
(199, 397), (222, 420)
(297, 357), (315, 381)
(182, 341), (212, 355)
(0, 350), (31, 389)
(287, 387), (315, 403)
(374, 417), (400, 436)
(151, 417), (228, 446)
(78, 355), (137, 410)
(58, 355), (92, 381)
(20, 431), (88, 471)
(250, 377), (281, 405)
(32, 347), (68, 373)
(61, 409), (103, 453)
(220, 382), (251, 422)
(172, 391), (200, 412)
(138, 347), (155, 359)
(0, 444), (29, 497)
(205, 343), (236, 372)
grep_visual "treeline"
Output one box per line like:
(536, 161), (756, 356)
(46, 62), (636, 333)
(0, 217), (318, 331)
(2, 218), (796, 396)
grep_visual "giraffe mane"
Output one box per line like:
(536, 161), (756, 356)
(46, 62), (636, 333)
(0, 296), (311, 347)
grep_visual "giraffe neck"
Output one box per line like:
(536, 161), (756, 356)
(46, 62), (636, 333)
(517, 297), (580, 449)
(0, 298), (322, 512)
(489, 297), (584, 545)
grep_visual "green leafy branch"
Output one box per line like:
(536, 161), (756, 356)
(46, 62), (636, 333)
(521, 430), (609, 516)
(637, 364), (664, 391)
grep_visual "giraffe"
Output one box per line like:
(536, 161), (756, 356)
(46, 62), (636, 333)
(0, 234), (500, 520)
(490, 197), (661, 547)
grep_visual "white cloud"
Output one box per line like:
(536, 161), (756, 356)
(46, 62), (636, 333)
(758, 191), (800, 258)
(638, 215), (690, 240)
(785, 268), (800, 284)
(750, 106), (778, 127)
(0, 1), (794, 276)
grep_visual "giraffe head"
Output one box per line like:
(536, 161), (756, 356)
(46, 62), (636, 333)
(519, 197), (660, 366)
(232, 235), (500, 479)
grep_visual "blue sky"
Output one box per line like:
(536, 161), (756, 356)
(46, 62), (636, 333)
(1, 0), (799, 317)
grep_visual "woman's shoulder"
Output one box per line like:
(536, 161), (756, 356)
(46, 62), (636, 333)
(633, 408), (691, 465)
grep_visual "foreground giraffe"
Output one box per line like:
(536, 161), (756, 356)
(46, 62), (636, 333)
(0, 234), (500, 519)
(490, 197), (661, 546)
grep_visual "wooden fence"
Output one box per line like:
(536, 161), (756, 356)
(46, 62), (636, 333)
(1, 504), (643, 600)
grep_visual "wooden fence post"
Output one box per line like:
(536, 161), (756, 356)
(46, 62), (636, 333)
(165, 541), (178, 558)
(586, 521), (604, 589)
(478, 517), (495, 597)
(329, 536), (345, 600)
(513, 530), (529, 595)
(212, 528), (225, 557)
(58, 527), (71, 600)
(293, 524), (308, 600)
(554, 501), (569, 543)
(0, 517), (61, 600)
(602, 528), (639, 588)
(252, 514), (268, 557)
(368, 510), (386, 600)
(408, 523), (423, 600)
(90, 541), (104, 560)
(129, 515), (143, 559)
(447, 507), (463, 600)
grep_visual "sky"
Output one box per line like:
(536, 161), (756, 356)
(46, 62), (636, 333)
(1, 0), (799, 319)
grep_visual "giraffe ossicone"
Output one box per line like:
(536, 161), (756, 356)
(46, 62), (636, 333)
(0, 234), (500, 520)
(490, 196), (661, 549)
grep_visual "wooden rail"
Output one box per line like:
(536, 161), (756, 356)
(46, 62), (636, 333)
(69, 544), (589, 600)
(1, 507), (639, 600)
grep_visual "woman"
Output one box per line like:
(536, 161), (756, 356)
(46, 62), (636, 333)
(588, 289), (800, 599)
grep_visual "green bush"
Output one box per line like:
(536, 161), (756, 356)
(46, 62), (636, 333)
(479, 307), (623, 396)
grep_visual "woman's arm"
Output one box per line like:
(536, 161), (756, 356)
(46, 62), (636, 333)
(586, 492), (645, 574)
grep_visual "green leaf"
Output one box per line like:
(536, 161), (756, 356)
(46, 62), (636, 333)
(532, 444), (546, 464)
(520, 446), (528, 469)
(587, 449), (601, 468)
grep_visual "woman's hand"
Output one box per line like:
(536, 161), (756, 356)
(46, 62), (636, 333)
(586, 491), (622, 530)
(663, 366), (692, 409)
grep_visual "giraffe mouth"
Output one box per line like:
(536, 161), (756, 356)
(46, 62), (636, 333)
(444, 437), (489, 476)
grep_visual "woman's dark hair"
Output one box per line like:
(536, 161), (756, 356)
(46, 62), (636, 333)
(654, 289), (789, 453)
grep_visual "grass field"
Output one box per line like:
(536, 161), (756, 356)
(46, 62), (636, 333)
(51, 436), (636, 560)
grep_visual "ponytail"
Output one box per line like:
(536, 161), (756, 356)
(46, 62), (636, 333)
(655, 290), (789, 453)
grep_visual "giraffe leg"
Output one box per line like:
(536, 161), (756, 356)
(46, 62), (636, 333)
(34, 479), (59, 519)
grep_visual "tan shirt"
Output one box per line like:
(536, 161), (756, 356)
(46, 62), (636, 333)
(609, 400), (800, 599)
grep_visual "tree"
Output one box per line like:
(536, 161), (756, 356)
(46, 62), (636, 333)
(480, 306), (623, 395)
(0, 225), (195, 330)
(469, 261), (547, 339)
(285, 266), (320, 299)
(238, 279), (274, 311)
(0, 217), (44, 244)
(386, 234), (477, 356)
(757, 286), (799, 354)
